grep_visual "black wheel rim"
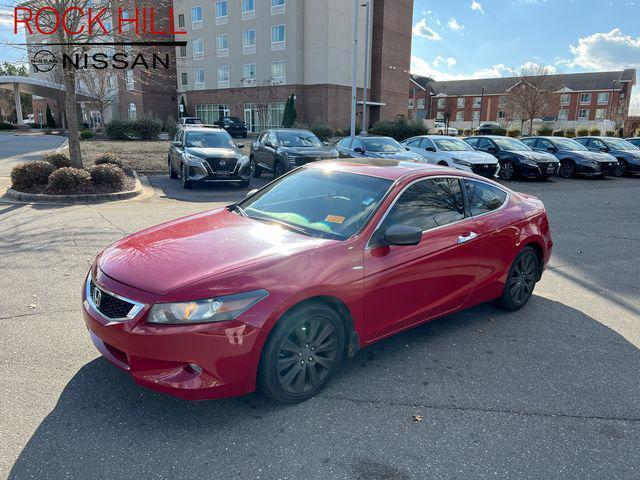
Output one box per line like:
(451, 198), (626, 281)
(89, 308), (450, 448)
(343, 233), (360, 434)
(275, 165), (282, 177)
(509, 253), (537, 306)
(501, 162), (514, 179)
(276, 317), (338, 395)
(559, 162), (573, 178)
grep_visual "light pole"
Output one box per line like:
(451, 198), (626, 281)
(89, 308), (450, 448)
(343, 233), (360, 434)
(609, 79), (618, 133)
(360, 0), (371, 134)
(478, 85), (486, 129)
(350, 0), (360, 137)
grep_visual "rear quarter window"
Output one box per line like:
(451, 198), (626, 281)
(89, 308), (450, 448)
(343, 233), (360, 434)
(464, 180), (508, 216)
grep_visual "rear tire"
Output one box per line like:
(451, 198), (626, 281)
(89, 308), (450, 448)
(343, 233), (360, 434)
(169, 158), (178, 179)
(259, 302), (346, 403)
(274, 162), (285, 178)
(250, 156), (261, 178)
(495, 247), (539, 311)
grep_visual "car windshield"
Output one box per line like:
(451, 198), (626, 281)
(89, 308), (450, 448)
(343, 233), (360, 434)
(362, 137), (404, 153)
(552, 138), (588, 151)
(226, 117), (243, 123)
(493, 137), (531, 152)
(433, 138), (474, 151)
(185, 131), (236, 149)
(277, 131), (323, 148)
(238, 167), (392, 240)
(185, 118), (203, 124)
(604, 138), (638, 150)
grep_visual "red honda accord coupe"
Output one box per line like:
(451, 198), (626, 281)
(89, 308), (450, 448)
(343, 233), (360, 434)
(83, 159), (553, 403)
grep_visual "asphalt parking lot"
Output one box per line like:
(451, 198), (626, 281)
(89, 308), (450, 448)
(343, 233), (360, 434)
(1, 171), (639, 480)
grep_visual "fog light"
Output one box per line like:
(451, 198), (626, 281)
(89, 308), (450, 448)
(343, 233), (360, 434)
(186, 363), (202, 375)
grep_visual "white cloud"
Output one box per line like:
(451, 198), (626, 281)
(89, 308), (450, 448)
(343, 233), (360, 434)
(447, 57), (457, 67)
(471, 1), (485, 14)
(568, 29), (640, 70)
(432, 56), (445, 67)
(412, 18), (442, 41)
(411, 57), (557, 81)
(448, 18), (464, 31)
(0, 8), (14, 26)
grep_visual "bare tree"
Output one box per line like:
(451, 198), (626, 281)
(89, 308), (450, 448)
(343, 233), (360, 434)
(441, 97), (455, 133)
(77, 66), (119, 131)
(238, 76), (281, 132)
(506, 65), (563, 136)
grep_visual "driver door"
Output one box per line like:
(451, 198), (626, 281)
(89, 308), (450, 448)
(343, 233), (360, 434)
(363, 177), (480, 341)
(420, 138), (438, 163)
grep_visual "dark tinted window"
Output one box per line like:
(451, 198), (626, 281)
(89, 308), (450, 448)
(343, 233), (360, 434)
(277, 130), (323, 147)
(521, 138), (537, 148)
(464, 180), (508, 216)
(337, 137), (353, 149)
(477, 138), (494, 150)
(574, 138), (589, 146)
(464, 138), (479, 148)
(537, 139), (554, 150)
(382, 178), (465, 232)
(185, 131), (236, 149)
(405, 138), (421, 147)
(421, 138), (436, 150)
(591, 138), (607, 150)
(352, 138), (365, 151)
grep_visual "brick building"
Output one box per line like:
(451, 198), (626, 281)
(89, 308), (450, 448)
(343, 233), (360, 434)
(175, 0), (414, 132)
(409, 69), (637, 133)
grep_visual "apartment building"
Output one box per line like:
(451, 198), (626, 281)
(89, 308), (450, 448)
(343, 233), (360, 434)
(175, 0), (413, 131)
(409, 69), (637, 132)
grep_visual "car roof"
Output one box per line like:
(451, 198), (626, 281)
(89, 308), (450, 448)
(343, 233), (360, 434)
(181, 126), (226, 132)
(305, 158), (475, 181)
(274, 128), (312, 133)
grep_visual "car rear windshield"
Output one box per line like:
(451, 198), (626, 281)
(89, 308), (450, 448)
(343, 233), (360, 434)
(433, 138), (474, 151)
(362, 138), (404, 153)
(185, 131), (236, 149)
(238, 168), (393, 240)
(278, 131), (323, 148)
(492, 137), (531, 152)
(604, 138), (638, 151)
(552, 138), (588, 151)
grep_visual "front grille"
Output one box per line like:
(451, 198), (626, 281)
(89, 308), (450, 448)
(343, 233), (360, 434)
(599, 162), (618, 174)
(471, 164), (499, 177)
(206, 157), (237, 172)
(89, 280), (136, 320)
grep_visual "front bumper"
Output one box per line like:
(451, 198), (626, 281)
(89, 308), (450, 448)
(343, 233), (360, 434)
(469, 163), (500, 178)
(187, 159), (251, 183)
(83, 274), (263, 400)
(518, 161), (559, 178)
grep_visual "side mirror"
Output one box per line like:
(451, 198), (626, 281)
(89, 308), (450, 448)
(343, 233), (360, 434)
(172, 141), (183, 148)
(383, 224), (422, 246)
(354, 147), (365, 154)
(264, 141), (274, 148)
(236, 143), (245, 149)
(245, 188), (258, 198)
(405, 147), (411, 151)
(425, 147), (436, 152)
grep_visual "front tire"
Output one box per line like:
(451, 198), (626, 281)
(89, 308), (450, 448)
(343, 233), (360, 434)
(274, 162), (285, 178)
(616, 159), (628, 177)
(558, 160), (575, 178)
(495, 247), (539, 311)
(259, 302), (346, 403)
(181, 163), (193, 189)
(499, 160), (515, 180)
(169, 158), (178, 179)
(250, 156), (261, 178)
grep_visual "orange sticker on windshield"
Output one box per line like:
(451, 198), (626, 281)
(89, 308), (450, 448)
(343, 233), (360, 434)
(325, 215), (346, 224)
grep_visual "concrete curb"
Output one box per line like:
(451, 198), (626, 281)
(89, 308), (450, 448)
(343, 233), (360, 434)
(4, 172), (143, 204)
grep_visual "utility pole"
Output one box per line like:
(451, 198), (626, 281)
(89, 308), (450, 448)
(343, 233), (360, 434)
(350, 0), (360, 137)
(360, 0), (371, 134)
(478, 85), (486, 128)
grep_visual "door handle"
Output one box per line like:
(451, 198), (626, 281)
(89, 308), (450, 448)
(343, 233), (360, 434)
(457, 232), (478, 244)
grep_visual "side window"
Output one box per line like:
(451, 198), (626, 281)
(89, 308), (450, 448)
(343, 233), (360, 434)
(477, 138), (493, 150)
(406, 138), (420, 147)
(352, 138), (364, 151)
(537, 139), (553, 150)
(268, 131), (278, 145)
(464, 180), (508, 216)
(381, 178), (465, 232)
(338, 137), (353, 149)
(521, 138), (537, 148)
(421, 138), (436, 150)
(591, 139), (606, 149)
(464, 138), (478, 148)
(258, 131), (268, 143)
(574, 138), (588, 146)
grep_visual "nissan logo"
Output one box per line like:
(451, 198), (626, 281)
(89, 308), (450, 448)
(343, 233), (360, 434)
(92, 288), (102, 308)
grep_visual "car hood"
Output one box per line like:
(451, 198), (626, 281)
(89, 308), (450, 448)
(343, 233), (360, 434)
(441, 150), (498, 164)
(98, 209), (331, 295)
(185, 147), (241, 159)
(279, 146), (337, 157)
(515, 151), (558, 163)
(612, 149), (640, 161)
(368, 150), (423, 161)
(563, 150), (617, 163)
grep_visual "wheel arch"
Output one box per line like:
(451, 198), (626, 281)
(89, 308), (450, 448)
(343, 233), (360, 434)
(521, 240), (545, 281)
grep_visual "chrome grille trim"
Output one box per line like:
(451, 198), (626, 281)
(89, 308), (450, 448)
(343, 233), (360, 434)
(85, 275), (145, 323)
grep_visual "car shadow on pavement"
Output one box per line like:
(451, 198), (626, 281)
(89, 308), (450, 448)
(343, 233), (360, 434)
(148, 175), (272, 204)
(8, 297), (640, 479)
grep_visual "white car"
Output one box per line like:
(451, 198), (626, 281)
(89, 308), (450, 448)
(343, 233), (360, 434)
(402, 135), (500, 179)
(434, 122), (459, 136)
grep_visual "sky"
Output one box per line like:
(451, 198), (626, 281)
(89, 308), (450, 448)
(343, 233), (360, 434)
(411, 0), (640, 112)
(0, 1), (638, 111)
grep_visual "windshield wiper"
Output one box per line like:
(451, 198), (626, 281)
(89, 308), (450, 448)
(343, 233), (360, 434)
(227, 204), (247, 217)
(247, 214), (313, 237)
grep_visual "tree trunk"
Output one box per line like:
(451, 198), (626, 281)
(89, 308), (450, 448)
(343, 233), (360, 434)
(63, 67), (83, 168)
(529, 118), (534, 136)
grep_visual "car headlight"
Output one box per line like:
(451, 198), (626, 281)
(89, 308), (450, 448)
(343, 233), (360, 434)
(453, 158), (472, 167)
(147, 290), (269, 325)
(184, 154), (205, 166)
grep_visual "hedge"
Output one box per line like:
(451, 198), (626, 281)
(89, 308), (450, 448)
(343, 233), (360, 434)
(10, 161), (55, 191)
(507, 129), (521, 138)
(369, 118), (429, 141)
(105, 117), (162, 140)
(46, 167), (92, 193)
(43, 152), (71, 169)
(89, 164), (126, 189)
(94, 152), (123, 168)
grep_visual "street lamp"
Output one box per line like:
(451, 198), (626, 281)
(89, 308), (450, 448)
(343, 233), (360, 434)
(478, 85), (486, 128)
(360, 0), (371, 134)
(350, 0), (360, 137)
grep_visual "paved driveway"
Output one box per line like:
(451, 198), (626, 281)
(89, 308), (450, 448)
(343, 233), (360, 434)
(1, 174), (639, 479)
(0, 133), (67, 176)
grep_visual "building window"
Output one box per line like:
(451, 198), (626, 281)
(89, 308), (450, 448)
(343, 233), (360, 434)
(216, 34), (229, 57)
(457, 97), (465, 108)
(595, 108), (607, 119)
(191, 6), (202, 28)
(558, 108), (569, 120)
(436, 112), (444, 120)
(177, 13), (185, 29)
(272, 0), (286, 15)
(125, 70), (134, 90)
(560, 93), (571, 105)
(497, 110), (506, 119)
(242, 0), (255, 20)
(179, 45), (187, 57)
(578, 109), (589, 120)
(215, 0), (228, 25)
(580, 93), (592, 104)
(196, 104), (230, 124)
(243, 29), (256, 55)
(498, 95), (506, 107)
(128, 103), (137, 120)
(194, 68), (205, 87)
(244, 102), (285, 132)
(193, 38), (204, 59)
(180, 72), (188, 86)
(408, 98), (414, 109)
(243, 63), (256, 86)
(271, 60), (286, 84)
(437, 98), (446, 109)
(472, 111), (480, 121)
(417, 98), (425, 110)
(218, 66), (230, 88)
(456, 111), (464, 121)
(597, 92), (610, 104)
(271, 25), (286, 51)
(473, 97), (481, 108)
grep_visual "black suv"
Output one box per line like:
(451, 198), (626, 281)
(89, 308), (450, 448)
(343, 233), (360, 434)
(214, 116), (248, 138)
(464, 135), (559, 180)
(521, 136), (620, 178)
(250, 129), (338, 178)
(168, 127), (250, 189)
(575, 136), (640, 175)
(476, 123), (503, 135)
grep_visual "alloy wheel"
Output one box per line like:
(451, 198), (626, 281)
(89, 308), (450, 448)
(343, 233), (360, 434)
(508, 252), (537, 307)
(500, 161), (514, 180)
(558, 161), (574, 178)
(616, 160), (627, 177)
(275, 316), (339, 395)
